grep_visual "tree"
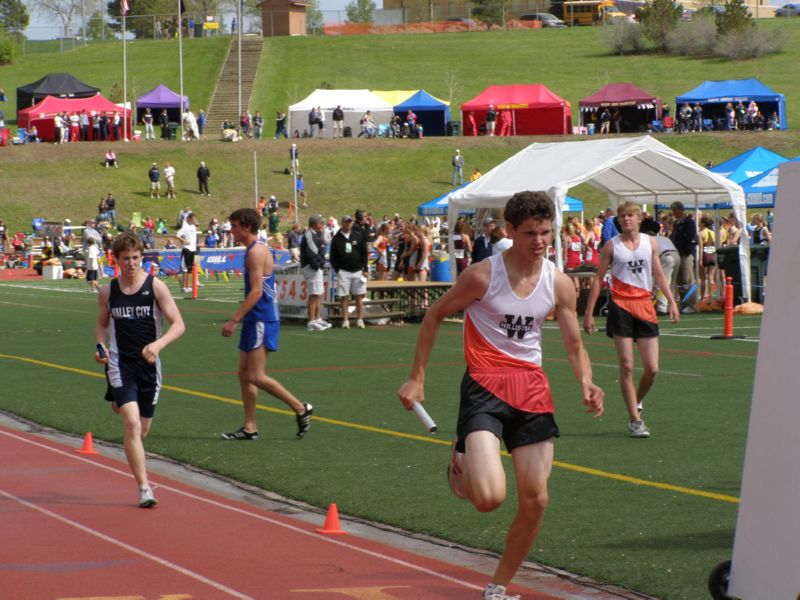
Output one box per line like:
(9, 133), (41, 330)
(305, 0), (324, 34)
(640, 0), (682, 51)
(345, 0), (375, 23)
(86, 9), (114, 39)
(0, 0), (30, 33)
(471, 0), (504, 29)
(107, 0), (181, 39)
(30, 0), (94, 37)
(716, 0), (753, 36)
(0, 28), (21, 65)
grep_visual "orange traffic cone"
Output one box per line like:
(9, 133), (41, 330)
(77, 432), (99, 455)
(316, 503), (348, 535)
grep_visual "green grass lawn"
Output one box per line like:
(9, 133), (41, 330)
(4, 23), (800, 232)
(0, 277), (760, 599)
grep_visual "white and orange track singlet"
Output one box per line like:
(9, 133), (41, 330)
(463, 253), (555, 413)
(609, 234), (657, 323)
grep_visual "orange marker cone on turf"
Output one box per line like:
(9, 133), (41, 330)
(77, 432), (99, 455)
(316, 503), (348, 535)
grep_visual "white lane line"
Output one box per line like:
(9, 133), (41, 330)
(0, 429), (484, 593)
(0, 487), (254, 599)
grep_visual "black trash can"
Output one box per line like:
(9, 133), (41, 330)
(749, 244), (770, 304)
(343, 126), (352, 138)
(447, 120), (461, 136)
(168, 122), (179, 140)
(716, 246), (744, 305)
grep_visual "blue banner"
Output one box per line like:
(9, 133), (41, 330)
(142, 248), (292, 275)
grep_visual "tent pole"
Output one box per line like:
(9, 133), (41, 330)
(178, 0), (185, 139)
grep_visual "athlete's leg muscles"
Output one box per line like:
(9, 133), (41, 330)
(635, 336), (660, 403)
(613, 335), (640, 421)
(463, 430), (506, 512)
(244, 346), (304, 414)
(492, 439), (554, 586)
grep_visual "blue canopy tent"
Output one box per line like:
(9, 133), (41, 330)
(738, 157), (800, 208)
(419, 186), (583, 216)
(675, 79), (788, 131)
(395, 90), (451, 137)
(711, 146), (788, 183)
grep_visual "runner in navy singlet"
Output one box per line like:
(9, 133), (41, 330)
(95, 232), (185, 508)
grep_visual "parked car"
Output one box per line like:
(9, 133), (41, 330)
(775, 3), (800, 16)
(694, 4), (726, 16)
(443, 17), (477, 26)
(519, 12), (567, 27)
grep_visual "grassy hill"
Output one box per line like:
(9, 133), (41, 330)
(2, 24), (800, 234)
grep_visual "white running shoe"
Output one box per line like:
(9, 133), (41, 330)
(341, 320), (350, 329)
(315, 319), (332, 330)
(356, 319), (365, 329)
(629, 420), (651, 438)
(182, 287), (192, 293)
(306, 321), (324, 331)
(138, 487), (158, 508)
(482, 584), (520, 600)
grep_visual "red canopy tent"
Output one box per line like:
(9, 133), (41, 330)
(578, 83), (661, 132)
(461, 84), (572, 136)
(17, 94), (132, 142)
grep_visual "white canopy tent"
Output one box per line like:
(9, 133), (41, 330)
(288, 89), (394, 139)
(447, 136), (750, 299)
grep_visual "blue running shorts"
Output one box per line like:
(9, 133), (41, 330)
(239, 320), (279, 353)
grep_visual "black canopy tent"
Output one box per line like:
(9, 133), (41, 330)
(16, 73), (100, 112)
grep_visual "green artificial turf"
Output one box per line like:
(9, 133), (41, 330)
(0, 278), (760, 599)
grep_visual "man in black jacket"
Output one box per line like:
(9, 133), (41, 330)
(196, 161), (211, 196)
(669, 201), (698, 311)
(300, 215), (331, 331)
(330, 215), (369, 329)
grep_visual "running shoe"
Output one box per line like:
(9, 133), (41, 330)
(628, 420), (651, 438)
(447, 439), (467, 499)
(220, 427), (259, 440)
(356, 319), (365, 329)
(341, 320), (350, 329)
(138, 487), (158, 508)
(315, 319), (333, 330)
(296, 403), (313, 438)
(306, 321), (324, 331)
(482, 584), (520, 600)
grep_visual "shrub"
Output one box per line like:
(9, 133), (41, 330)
(602, 21), (647, 55)
(0, 30), (20, 65)
(715, 25), (784, 59)
(666, 15), (717, 56)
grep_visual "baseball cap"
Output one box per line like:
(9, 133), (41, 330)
(483, 217), (495, 226)
(342, 214), (354, 222)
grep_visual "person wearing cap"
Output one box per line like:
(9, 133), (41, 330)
(472, 217), (496, 264)
(330, 214), (369, 329)
(669, 201), (698, 311)
(452, 149), (464, 185)
(268, 194), (279, 212)
(196, 161), (211, 197)
(164, 161), (176, 199)
(148, 163), (161, 198)
(177, 212), (197, 293)
(142, 108), (155, 140)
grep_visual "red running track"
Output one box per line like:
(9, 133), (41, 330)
(0, 424), (581, 600)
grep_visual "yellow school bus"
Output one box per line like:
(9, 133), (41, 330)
(562, 1), (629, 26)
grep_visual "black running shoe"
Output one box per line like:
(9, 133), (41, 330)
(220, 427), (259, 440)
(296, 403), (313, 438)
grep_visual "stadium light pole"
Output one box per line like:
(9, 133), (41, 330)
(237, 0), (242, 124)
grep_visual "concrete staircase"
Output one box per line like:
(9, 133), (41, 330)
(205, 37), (263, 134)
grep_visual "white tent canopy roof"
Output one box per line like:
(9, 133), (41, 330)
(288, 89), (393, 112)
(447, 136), (750, 298)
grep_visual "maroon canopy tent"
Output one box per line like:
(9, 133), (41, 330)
(579, 83), (661, 133)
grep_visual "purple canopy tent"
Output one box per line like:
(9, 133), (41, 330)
(136, 84), (190, 126)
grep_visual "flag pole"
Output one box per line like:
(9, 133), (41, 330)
(122, 12), (128, 142)
(178, 0), (185, 141)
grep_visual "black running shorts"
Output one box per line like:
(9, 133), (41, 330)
(605, 299), (659, 341)
(456, 372), (559, 453)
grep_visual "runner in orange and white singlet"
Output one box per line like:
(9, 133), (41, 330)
(398, 192), (604, 600)
(583, 201), (679, 439)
